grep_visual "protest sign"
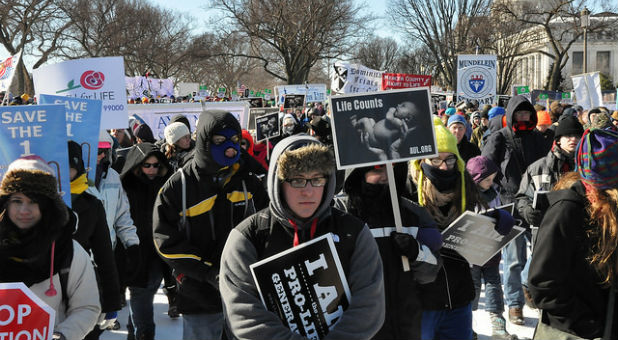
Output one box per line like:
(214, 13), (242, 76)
(283, 95), (305, 109)
(243, 97), (264, 108)
(381, 73), (431, 90)
(255, 111), (280, 142)
(39, 95), (102, 182)
(249, 108), (279, 131)
(330, 62), (383, 95)
(329, 88), (437, 169)
(33, 56), (128, 130)
(275, 84), (327, 104)
(530, 90), (561, 106)
(0, 51), (21, 94)
(0, 104), (71, 206)
(441, 211), (525, 266)
(457, 55), (497, 105)
(125, 76), (174, 99)
(0, 282), (55, 340)
(129, 101), (250, 140)
(251, 233), (351, 340)
(572, 72), (602, 110)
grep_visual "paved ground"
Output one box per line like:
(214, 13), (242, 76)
(101, 287), (537, 340)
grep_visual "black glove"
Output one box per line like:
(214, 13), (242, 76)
(125, 245), (141, 282)
(390, 232), (420, 259)
(490, 209), (515, 236)
(523, 206), (544, 226)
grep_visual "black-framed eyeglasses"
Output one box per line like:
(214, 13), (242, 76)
(142, 162), (160, 168)
(285, 177), (327, 188)
(212, 134), (240, 145)
(97, 149), (108, 155)
(428, 156), (457, 167)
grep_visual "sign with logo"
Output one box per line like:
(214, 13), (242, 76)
(217, 87), (226, 98)
(381, 73), (431, 90)
(33, 56), (129, 130)
(0, 51), (21, 93)
(263, 89), (272, 101)
(0, 104), (71, 206)
(457, 55), (497, 105)
(251, 233), (351, 340)
(39, 95), (102, 182)
(330, 62), (383, 95)
(0, 282), (55, 340)
(329, 88), (437, 169)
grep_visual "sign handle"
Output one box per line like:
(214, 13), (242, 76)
(386, 162), (410, 271)
(266, 137), (270, 161)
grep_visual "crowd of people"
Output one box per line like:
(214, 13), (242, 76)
(1, 95), (618, 340)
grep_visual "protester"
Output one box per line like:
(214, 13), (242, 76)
(134, 124), (156, 144)
(466, 156), (516, 340)
(153, 110), (268, 340)
(448, 114), (480, 163)
(535, 110), (554, 144)
(162, 122), (194, 172)
(121, 143), (171, 340)
(334, 163), (442, 339)
(482, 95), (550, 326)
(470, 110), (489, 148)
(240, 129), (268, 176)
(67, 141), (122, 340)
(0, 156), (100, 340)
(220, 135), (385, 339)
(408, 117), (479, 339)
(528, 128), (618, 339)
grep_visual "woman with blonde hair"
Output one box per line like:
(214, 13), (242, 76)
(529, 128), (618, 339)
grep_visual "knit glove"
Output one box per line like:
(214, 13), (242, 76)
(125, 245), (141, 282)
(390, 232), (420, 260)
(489, 209), (515, 235)
(416, 228), (443, 251)
(97, 311), (118, 330)
(522, 205), (544, 226)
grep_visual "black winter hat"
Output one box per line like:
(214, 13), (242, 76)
(67, 140), (85, 176)
(554, 115), (584, 140)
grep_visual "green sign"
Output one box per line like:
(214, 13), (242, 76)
(199, 85), (207, 90)
(539, 93), (549, 100)
(264, 89), (272, 94)
(232, 90), (237, 95)
(250, 90), (254, 96)
(218, 87), (226, 93)
(561, 92), (571, 99)
(516, 86), (530, 94)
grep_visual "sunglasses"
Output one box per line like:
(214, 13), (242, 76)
(285, 177), (327, 188)
(98, 149), (108, 155)
(142, 162), (160, 168)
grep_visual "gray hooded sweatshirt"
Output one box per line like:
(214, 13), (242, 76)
(220, 135), (385, 340)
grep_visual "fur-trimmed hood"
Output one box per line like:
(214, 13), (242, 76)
(267, 135), (336, 229)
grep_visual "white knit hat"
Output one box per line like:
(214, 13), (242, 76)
(7, 155), (55, 176)
(99, 130), (113, 149)
(164, 122), (190, 145)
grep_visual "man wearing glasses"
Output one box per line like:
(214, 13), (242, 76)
(153, 110), (268, 340)
(118, 142), (171, 340)
(219, 135), (385, 339)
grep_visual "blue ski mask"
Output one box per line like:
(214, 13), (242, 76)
(210, 128), (241, 167)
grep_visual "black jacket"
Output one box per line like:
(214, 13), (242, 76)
(334, 166), (441, 340)
(457, 138), (480, 164)
(482, 95), (550, 206)
(120, 143), (171, 287)
(72, 192), (122, 313)
(153, 110), (268, 314)
(529, 181), (617, 339)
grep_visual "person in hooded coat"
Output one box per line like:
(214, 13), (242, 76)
(153, 110), (268, 340)
(219, 136), (385, 339)
(120, 143), (171, 340)
(333, 163), (442, 340)
(67, 141), (122, 340)
(0, 156), (100, 340)
(482, 95), (551, 325)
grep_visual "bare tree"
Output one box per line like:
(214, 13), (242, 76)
(492, 0), (610, 90)
(212, 0), (371, 84)
(0, 0), (72, 94)
(351, 35), (400, 72)
(389, 0), (492, 91)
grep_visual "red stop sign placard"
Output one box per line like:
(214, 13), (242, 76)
(0, 282), (55, 340)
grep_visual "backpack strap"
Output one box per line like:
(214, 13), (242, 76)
(59, 245), (74, 311)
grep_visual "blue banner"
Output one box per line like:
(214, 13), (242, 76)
(39, 95), (102, 182)
(0, 104), (71, 206)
